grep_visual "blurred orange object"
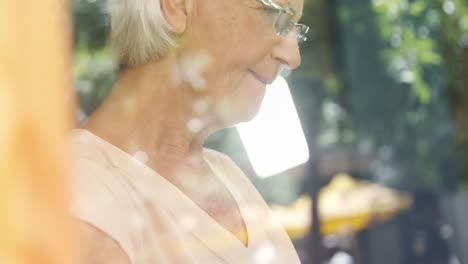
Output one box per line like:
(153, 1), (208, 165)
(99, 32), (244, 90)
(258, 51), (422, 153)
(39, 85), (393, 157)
(0, 0), (75, 263)
(271, 174), (413, 239)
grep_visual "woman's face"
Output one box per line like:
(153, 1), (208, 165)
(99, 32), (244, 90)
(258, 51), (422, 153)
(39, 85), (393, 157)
(181, 0), (304, 127)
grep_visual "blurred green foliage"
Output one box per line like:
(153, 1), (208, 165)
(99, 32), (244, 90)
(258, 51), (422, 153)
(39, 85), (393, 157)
(72, 0), (116, 117)
(369, 0), (468, 187)
(293, 0), (467, 189)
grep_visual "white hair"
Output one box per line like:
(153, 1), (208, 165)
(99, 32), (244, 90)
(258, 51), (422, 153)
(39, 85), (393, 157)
(108, 0), (176, 67)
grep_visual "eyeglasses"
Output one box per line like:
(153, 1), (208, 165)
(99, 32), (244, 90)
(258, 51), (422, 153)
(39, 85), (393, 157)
(256, 0), (309, 44)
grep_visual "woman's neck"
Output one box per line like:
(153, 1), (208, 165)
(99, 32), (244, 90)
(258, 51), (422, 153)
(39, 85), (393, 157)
(81, 54), (216, 178)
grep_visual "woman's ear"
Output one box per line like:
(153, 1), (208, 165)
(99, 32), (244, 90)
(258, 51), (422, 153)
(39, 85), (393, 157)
(160, 0), (191, 34)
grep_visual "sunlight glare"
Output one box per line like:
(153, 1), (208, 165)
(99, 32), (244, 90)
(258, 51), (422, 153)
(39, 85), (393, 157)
(236, 76), (309, 178)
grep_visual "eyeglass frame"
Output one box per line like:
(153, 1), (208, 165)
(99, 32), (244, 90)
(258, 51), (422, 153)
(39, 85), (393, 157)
(255, 0), (309, 44)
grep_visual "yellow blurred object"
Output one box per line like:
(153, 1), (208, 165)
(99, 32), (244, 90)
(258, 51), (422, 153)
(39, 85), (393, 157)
(271, 174), (413, 239)
(0, 0), (75, 263)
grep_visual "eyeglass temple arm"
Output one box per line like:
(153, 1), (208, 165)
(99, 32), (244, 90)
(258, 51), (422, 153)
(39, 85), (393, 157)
(256, 0), (284, 11)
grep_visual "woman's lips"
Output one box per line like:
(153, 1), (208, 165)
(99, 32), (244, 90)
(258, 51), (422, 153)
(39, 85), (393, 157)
(249, 70), (275, 85)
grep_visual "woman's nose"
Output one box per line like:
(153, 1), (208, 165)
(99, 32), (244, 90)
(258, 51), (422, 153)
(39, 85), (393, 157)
(272, 34), (302, 69)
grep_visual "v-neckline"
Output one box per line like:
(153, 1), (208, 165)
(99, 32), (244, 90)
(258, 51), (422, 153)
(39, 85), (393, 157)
(204, 154), (250, 248)
(74, 129), (254, 254)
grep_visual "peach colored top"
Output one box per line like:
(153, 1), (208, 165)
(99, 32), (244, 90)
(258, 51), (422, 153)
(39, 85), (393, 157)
(70, 129), (300, 264)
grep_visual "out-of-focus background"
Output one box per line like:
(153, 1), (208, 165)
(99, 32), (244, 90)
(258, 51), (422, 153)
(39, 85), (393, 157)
(1, 0), (468, 263)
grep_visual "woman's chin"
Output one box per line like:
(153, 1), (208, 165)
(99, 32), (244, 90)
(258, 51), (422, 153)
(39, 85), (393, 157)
(216, 81), (266, 127)
(216, 101), (262, 127)
(239, 105), (262, 123)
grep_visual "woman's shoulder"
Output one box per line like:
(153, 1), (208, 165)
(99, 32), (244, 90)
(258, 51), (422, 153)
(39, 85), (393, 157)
(76, 220), (132, 264)
(70, 128), (147, 211)
(70, 128), (109, 162)
(70, 129), (143, 264)
(70, 129), (122, 198)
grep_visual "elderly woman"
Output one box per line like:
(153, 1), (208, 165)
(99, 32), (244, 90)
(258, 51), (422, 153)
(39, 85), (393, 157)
(72, 0), (308, 263)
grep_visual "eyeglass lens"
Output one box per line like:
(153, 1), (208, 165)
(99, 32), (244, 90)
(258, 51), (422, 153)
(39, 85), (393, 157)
(274, 13), (308, 44)
(273, 10), (308, 44)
